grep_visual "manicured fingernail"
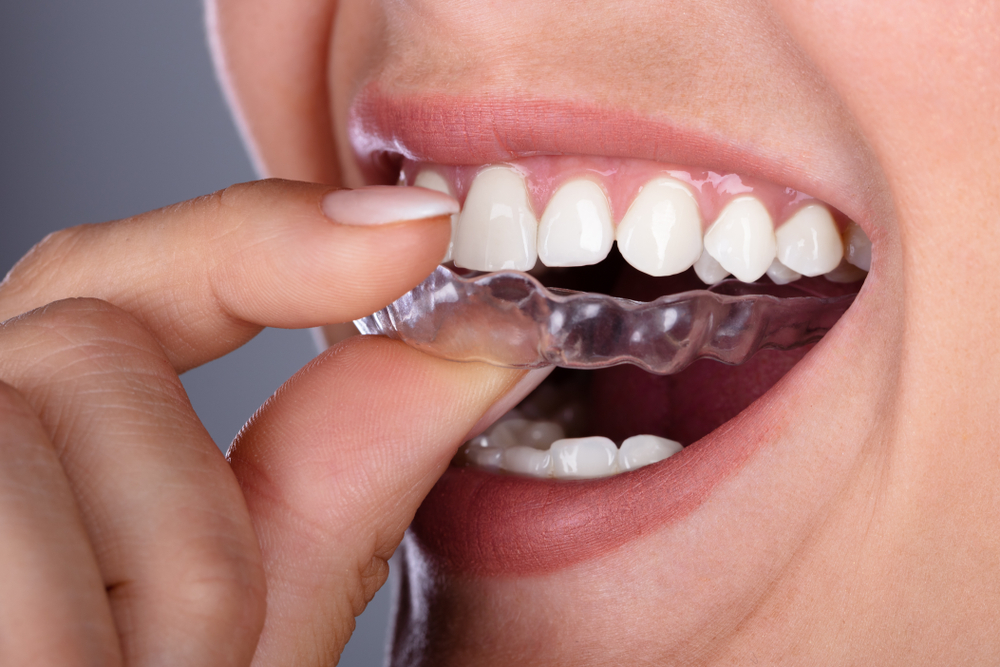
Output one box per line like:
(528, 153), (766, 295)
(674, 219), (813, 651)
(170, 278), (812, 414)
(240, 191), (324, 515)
(322, 185), (459, 226)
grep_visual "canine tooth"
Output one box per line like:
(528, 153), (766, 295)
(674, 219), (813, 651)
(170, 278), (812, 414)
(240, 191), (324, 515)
(502, 446), (553, 478)
(693, 251), (730, 284)
(550, 436), (618, 479)
(617, 177), (703, 277)
(824, 258), (868, 283)
(703, 196), (776, 282)
(414, 170), (459, 262)
(490, 418), (564, 450)
(453, 166), (538, 271)
(844, 221), (872, 271)
(775, 204), (843, 276)
(618, 435), (683, 471)
(766, 258), (802, 285)
(537, 179), (614, 267)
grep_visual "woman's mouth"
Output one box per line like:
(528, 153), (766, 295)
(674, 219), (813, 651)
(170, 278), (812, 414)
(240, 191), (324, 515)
(344, 89), (881, 577)
(362, 155), (868, 474)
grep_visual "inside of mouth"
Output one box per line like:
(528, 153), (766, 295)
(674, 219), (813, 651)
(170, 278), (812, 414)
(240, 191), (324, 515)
(357, 250), (864, 480)
(355, 252), (857, 374)
(356, 157), (870, 480)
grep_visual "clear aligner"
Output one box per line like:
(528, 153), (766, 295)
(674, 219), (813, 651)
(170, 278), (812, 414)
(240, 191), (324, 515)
(355, 265), (856, 375)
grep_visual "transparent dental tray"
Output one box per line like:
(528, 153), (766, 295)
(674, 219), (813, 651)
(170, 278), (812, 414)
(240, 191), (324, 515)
(355, 265), (856, 375)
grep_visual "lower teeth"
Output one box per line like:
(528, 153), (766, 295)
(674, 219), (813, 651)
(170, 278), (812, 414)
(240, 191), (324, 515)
(459, 413), (683, 479)
(456, 381), (684, 480)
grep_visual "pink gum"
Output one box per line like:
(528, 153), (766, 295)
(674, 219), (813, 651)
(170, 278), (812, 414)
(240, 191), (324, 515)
(401, 156), (850, 232)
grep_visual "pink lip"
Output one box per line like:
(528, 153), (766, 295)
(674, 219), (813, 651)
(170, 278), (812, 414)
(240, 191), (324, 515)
(348, 83), (859, 577)
(348, 83), (874, 229)
(412, 401), (781, 576)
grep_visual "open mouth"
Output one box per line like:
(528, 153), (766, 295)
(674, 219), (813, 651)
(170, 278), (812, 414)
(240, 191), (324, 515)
(346, 89), (877, 576)
(359, 156), (869, 475)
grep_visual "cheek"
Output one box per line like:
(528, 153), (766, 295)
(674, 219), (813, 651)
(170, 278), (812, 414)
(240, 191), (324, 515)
(767, 0), (996, 161)
(330, 0), (390, 189)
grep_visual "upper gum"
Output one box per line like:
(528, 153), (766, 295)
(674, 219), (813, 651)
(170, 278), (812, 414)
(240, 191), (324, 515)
(401, 156), (847, 232)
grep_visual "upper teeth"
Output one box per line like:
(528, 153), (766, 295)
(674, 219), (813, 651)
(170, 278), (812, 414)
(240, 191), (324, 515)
(413, 169), (460, 262)
(452, 166), (539, 271)
(775, 203), (845, 276)
(417, 163), (870, 284)
(616, 177), (704, 277)
(537, 179), (615, 267)
(702, 195), (777, 282)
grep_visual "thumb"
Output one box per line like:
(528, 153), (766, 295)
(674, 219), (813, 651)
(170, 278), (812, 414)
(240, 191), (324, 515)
(228, 336), (526, 666)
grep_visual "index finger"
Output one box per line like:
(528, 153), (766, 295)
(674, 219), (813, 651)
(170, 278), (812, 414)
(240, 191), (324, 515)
(0, 180), (456, 371)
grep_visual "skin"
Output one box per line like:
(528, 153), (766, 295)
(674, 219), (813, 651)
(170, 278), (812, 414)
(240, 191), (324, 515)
(0, 1), (997, 666)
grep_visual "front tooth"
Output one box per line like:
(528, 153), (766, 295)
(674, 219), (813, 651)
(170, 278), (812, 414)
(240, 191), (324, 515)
(775, 204), (844, 276)
(617, 177), (703, 276)
(453, 166), (538, 271)
(703, 196), (776, 282)
(537, 179), (614, 267)
(766, 258), (801, 285)
(693, 250), (730, 284)
(502, 446), (553, 478)
(550, 436), (618, 479)
(844, 221), (872, 271)
(414, 170), (459, 262)
(618, 435), (683, 471)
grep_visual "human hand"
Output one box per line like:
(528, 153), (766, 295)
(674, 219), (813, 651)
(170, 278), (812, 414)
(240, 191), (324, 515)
(0, 179), (526, 666)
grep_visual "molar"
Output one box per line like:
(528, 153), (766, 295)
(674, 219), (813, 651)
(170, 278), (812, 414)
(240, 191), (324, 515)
(824, 258), (868, 283)
(453, 166), (538, 271)
(537, 179), (614, 267)
(616, 177), (704, 277)
(844, 221), (872, 271)
(414, 170), (459, 262)
(703, 196), (777, 282)
(775, 203), (844, 276)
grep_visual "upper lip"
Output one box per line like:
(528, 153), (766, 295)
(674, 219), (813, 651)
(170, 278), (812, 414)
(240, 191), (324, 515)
(347, 82), (880, 233)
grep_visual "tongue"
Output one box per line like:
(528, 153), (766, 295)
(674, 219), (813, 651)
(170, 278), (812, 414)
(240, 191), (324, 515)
(588, 346), (809, 445)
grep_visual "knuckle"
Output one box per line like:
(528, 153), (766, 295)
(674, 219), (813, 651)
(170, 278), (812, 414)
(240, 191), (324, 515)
(0, 298), (173, 386)
(212, 178), (296, 218)
(169, 546), (267, 639)
(0, 225), (90, 311)
(0, 379), (38, 428)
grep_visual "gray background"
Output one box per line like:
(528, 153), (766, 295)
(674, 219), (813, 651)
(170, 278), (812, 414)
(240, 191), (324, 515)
(0, 1), (391, 664)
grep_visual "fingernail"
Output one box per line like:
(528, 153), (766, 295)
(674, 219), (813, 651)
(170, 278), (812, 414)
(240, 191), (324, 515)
(323, 186), (459, 226)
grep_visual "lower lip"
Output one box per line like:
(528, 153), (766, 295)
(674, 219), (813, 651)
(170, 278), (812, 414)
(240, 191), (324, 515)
(410, 394), (782, 577)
